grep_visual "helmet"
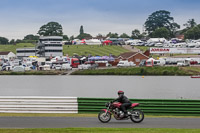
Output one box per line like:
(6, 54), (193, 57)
(118, 90), (124, 95)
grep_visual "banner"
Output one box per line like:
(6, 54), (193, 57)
(150, 47), (200, 54)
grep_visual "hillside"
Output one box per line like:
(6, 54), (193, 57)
(0, 43), (129, 56)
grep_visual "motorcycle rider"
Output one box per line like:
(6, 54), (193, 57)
(113, 90), (132, 117)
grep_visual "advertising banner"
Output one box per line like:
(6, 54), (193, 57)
(150, 47), (200, 54)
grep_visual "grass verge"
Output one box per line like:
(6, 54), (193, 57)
(71, 66), (200, 75)
(0, 128), (200, 133)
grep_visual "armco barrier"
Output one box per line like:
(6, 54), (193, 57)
(78, 98), (200, 116)
(0, 96), (78, 113)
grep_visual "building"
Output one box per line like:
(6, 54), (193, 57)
(37, 36), (63, 58)
(0, 51), (16, 60)
(116, 52), (149, 66)
(16, 48), (38, 58)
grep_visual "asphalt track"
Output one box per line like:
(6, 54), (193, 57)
(0, 117), (200, 129)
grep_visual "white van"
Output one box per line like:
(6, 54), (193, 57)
(117, 61), (136, 67)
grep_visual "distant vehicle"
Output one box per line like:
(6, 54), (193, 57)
(61, 63), (72, 70)
(177, 60), (190, 67)
(69, 58), (80, 68)
(12, 66), (25, 72)
(117, 61), (136, 67)
(55, 64), (62, 70)
(139, 60), (146, 67)
(43, 65), (51, 70)
(78, 61), (98, 70)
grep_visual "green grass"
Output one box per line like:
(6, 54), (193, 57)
(135, 46), (150, 52)
(71, 66), (200, 76)
(0, 128), (200, 133)
(0, 43), (129, 56)
(63, 45), (129, 56)
(0, 43), (35, 54)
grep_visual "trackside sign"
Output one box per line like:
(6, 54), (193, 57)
(150, 48), (200, 54)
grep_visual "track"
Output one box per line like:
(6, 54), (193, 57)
(0, 117), (200, 129)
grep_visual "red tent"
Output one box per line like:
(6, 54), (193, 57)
(103, 40), (112, 45)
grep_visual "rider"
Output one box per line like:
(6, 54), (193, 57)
(113, 90), (132, 117)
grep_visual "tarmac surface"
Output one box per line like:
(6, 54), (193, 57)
(0, 117), (200, 129)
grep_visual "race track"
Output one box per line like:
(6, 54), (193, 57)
(0, 117), (200, 129)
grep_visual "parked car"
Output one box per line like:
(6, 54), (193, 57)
(177, 60), (190, 67)
(55, 64), (62, 70)
(61, 64), (72, 70)
(78, 61), (98, 70)
(117, 61), (136, 67)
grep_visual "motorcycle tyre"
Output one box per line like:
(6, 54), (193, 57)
(130, 109), (144, 123)
(98, 111), (111, 123)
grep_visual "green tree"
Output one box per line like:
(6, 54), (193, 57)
(183, 19), (197, 29)
(76, 33), (92, 40)
(131, 29), (141, 39)
(63, 35), (69, 40)
(24, 34), (39, 40)
(38, 22), (63, 36)
(80, 25), (84, 34)
(151, 27), (170, 38)
(0, 37), (9, 44)
(69, 35), (74, 41)
(9, 39), (15, 44)
(106, 32), (118, 38)
(144, 10), (180, 37)
(119, 33), (130, 38)
(184, 24), (200, 39)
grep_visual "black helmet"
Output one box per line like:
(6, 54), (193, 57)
(118, 90), (124, 95)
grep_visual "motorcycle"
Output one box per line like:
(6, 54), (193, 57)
(98, 101), (144, 123)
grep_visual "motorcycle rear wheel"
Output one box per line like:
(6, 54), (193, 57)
(98, 111), (111, 123)
(130, 109), (144, 123)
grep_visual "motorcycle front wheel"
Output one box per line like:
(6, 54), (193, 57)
(130, 109), (144, 123)
(98, 111), (111, 123)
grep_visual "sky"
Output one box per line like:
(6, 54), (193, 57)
(0, 0), (200, 40)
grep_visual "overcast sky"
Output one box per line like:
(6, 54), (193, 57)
(0, 0), (200, 40)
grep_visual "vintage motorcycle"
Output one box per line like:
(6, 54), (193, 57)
(98, 101), (144, 123)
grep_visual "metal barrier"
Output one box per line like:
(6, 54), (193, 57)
(0, 96), (78, 113)
(78, 98), (200, 116)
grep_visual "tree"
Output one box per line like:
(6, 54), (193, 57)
(131, 29), (141, 39)
(106, 32), (118, 38)
(24, 34), (39, 40)
(63, 35), (69, 41)
(76, 33), (92, 40)
(0, 37), (9, 44)
(183, 19), (197, 29)
(119, 33), (130, 38)
(38, 22), (63, 36)
(80, 25), (84, 34)
(9, 39), (15, 44)
(184, 24), (200, 39)
(144, 10), (180, 37)
(151, 27), (170, 39)
(69, 35), (74, 41)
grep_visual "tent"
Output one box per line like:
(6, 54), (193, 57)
(103, 40), (112, 45)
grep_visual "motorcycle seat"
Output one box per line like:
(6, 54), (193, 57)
(131, 103), (139, 108)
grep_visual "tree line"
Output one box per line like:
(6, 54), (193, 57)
(0, 10), (200, 44)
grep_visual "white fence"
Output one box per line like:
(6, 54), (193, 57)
(0, 96), (78, 113)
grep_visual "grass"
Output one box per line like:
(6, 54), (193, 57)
(63, 45), (129, 56)
(71, 66), (200, 76)
(0, 43), (35, 54)
(0, 128), (200, 133)
(0, 43), (129, 56)
(135, 46), (150, 52)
